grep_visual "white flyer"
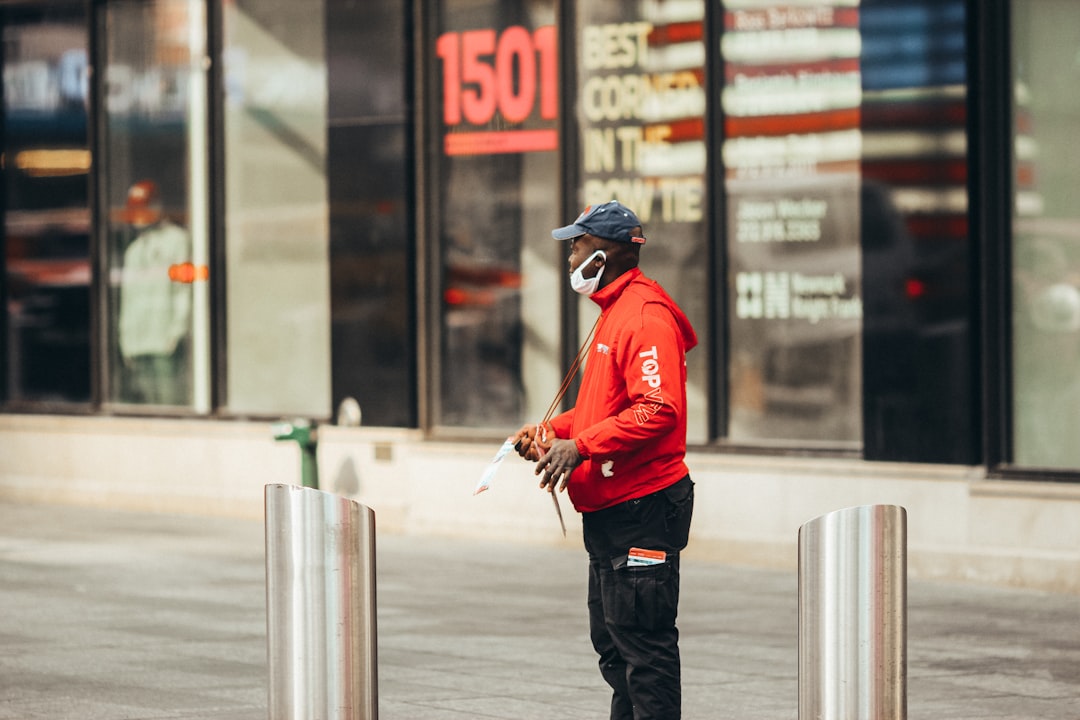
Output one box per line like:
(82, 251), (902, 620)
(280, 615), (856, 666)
(473, 438), (515, 495)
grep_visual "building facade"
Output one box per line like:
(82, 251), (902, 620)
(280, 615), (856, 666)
(2, 0), (1079, 592)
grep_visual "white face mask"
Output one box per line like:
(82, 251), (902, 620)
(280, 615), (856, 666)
(570, 249), (606, 296)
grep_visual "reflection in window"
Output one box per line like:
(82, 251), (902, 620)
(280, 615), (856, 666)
(1011, 0), (1080, 469)
(2, 3), (91, 405)
(572, 0), (709, 443)
(430, 0), (560, 430)
(100, 0), (209, 410)
(859, 0), (973, 463)
(720, 0), (974, 460)
(721, 0), (862, 446)
(327, 0), (415, 427)
(222, 0), (330, 417)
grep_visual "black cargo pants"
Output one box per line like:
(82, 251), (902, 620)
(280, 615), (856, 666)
(582, 475), (695, 720)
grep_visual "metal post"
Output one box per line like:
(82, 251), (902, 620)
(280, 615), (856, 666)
(265, 483), (378, 719)
(798, 504), (906, 720)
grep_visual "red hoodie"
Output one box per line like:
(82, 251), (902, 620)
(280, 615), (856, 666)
(548, 267), (698, 513)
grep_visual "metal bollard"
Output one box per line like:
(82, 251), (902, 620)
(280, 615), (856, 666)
(798, 504), (906, 720)
(265, 483), (378, 719)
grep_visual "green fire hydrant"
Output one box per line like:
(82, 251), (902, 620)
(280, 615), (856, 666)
(271, 418), (319, 489)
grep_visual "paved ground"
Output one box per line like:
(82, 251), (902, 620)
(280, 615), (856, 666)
(0, 500), (1077, 719)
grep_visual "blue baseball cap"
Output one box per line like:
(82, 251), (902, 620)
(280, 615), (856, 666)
(552, 200), (647, 244)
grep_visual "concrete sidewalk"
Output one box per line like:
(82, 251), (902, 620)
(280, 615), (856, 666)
(0, 500), (1077, 719)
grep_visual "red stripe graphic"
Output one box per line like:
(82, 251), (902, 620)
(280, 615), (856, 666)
(725, 107), (860, 137)
(445, 129), (558, 156)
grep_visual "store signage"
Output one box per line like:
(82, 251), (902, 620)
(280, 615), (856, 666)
(4, 49), (197, 120)
(4, 50), (87, 112)
(735, 271), (861, 323)
(576, 11), (707, 226)
(436, 25), (558, 156)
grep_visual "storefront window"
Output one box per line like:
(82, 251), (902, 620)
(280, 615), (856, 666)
(721, 0), (862, 446)
(100, 0), (210, 410)
(1011, 0), (1080, 469)
(860, 1), (972, 462)
(719, 1), (973, 460)
(222, 0), (330, 417)
(428, 0), (560, 430)
(326, 0), (414, 427)
(1, 3), (91, 405)
(570, 0), (709, 443)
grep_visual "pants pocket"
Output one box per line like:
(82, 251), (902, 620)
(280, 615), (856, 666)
(605, 561), (679, 632)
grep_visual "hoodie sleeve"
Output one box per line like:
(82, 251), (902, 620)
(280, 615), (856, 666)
(574, 302), (684, 459)
(547, 407), (575, 439)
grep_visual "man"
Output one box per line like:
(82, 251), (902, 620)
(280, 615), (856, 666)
(512, 200), (697, 720)
(117, 179), (192, 405)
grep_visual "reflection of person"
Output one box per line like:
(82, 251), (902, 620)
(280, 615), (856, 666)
(512, 201), (697, 720)
(1012, 237), (1080, 466)
(117, 180), (191, 405)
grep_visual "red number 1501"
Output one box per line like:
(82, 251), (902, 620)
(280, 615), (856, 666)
(437, 25), (557, 126)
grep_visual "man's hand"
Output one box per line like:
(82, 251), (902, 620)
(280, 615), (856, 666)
(511, 424), (551, 461)
(535, 438), (582, 492)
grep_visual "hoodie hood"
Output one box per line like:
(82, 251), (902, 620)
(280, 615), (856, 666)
(592, 268), (698, 352)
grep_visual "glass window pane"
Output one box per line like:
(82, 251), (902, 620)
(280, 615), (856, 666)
(1011, 0), (1080, 469)
(222, 0), (330, 417)
(721, 0), (862, 446)
(100, 0), (210, 410)
(430, 1), (560, 430)
(571, 1), (709, 444)
(859, 0), (972, 462)
(327, 0), (414, 427)
(2, 3), (91, 405)
(719, 1), (973, 460)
